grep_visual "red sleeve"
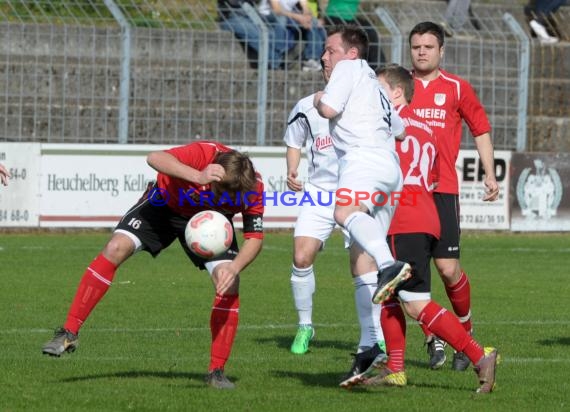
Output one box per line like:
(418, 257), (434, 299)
(458, 79), (491, 137)
(242, 175), (264, 239)
(165, 141), (221, 170)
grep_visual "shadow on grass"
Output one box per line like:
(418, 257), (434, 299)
(537, 336), (570, 346)
(255, 334), (355, 351)
(60, 370), (237, 387)
(271, 370), (470, 392)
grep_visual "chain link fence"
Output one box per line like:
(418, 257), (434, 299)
(0, 0), (568, 151)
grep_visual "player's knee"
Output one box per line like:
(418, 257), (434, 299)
(293, 251), (314, 269)
(436, 262), (460, 282)
(333, 208), (348, 226)
(103, 234), (135, 264)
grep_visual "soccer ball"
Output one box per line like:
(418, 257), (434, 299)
(185, 210), (233, 259)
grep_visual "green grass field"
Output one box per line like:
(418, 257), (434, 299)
(0, 231), (569, 411)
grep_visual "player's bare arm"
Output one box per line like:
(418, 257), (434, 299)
(0, 164), (11, 186)
(313, 91), (338, 119)
(213, 237), (263, 295)
(286, 146), (303, 191)
(474, 132), (499, 201)
(147, 150), (225, 184)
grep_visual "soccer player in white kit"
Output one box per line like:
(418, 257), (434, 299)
(313, 25), (411, 304)
(285, 83), (389, 387)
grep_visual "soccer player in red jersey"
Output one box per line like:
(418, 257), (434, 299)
(408, 21), (500, 371)
(41, 141), (264, 389)
(354, 65), (498, 394)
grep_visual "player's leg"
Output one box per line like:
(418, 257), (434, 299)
(415, 299), (499, 393)
(432, 193), (473, 371)
(334, 153), (410, 304)
(42, 193), (173, 357)
(205, 258), (240, 390)
(289, 201), (335, 354)
(363, 233), (431, 388)
(184, 226), (242, 390)
(350, 244), (384, 351)
(290, 236), (321, 354)
(339, 244), (386, 388)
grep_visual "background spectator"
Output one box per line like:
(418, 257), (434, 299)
(524, 0), (566, 44)
(440, 0), (482, 37)
(269, 0), (326, 71)
(218, 0), (291, 69)
(319, 0), (385, 69)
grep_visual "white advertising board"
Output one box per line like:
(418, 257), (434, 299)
(0, 143), (41, 227)
(455, 150), (511, 230)
(1, 143), (514, 230)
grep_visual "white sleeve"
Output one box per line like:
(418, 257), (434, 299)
(320, 60), (354, 114)
(283, 100), (308, 149)
(391, 109), (405, 137)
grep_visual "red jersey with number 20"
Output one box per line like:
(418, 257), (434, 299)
(156, 141), (264, 239)
(388, 105), (440, 238)
(409, 69), (491, 194)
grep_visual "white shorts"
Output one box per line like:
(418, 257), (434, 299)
(294, 186), (350, 247)
(337, 149), (402, 218)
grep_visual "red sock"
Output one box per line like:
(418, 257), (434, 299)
(381, 298), (406, 372)
(419, 322), (431, 339)
(209, 294), (239, 371)
(418, 301), (484, 364)
(64, 254), (117, 334)
(445, 271), (472, 332)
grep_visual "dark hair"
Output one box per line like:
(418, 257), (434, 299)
(409, 21), (445, 47)
(212, 150), (257, 203)
(375, 64), (415, 104)
(326, 24), (369, 59)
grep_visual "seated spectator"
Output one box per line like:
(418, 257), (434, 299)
(218, 0), (291, 69)
(320, 0), (385, 69)
(440, 0), (481, 37)
(268, 0), (326, 71)
(524, 0), (565, 44)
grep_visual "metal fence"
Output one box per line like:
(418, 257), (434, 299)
(0, 0), (568, 151)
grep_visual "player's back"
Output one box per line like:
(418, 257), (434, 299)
(389, 105), (440, 238)
(322, 59), (397, 157)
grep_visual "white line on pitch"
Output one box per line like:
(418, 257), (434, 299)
(5, 319), (570, 335)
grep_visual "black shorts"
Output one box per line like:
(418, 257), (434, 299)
(388, 233), (435, 295)
(114, 185), (239, 270)
(431, 193), (461, 259)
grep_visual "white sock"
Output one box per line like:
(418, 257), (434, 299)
(344, 211), (394, 270)
(291, 264), (315, 326)
(354, 271), (383, 350)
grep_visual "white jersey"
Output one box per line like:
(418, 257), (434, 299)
(284, 93), (338, 192)
(320, 59), (405, 158)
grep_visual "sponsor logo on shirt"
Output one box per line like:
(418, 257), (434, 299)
(315, 135), (333, 151)
(413, 108), (447, 120)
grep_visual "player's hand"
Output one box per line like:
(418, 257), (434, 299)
(287, 170), (303, 191)
(0, 164), (11, 186)
(482, 177), (499, 202)
(198, 164), (226, 185)
(213, 263), (239, 295)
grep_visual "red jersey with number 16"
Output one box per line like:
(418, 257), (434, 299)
(388, 105), (440, 238)
(409, 69), (491, 195)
